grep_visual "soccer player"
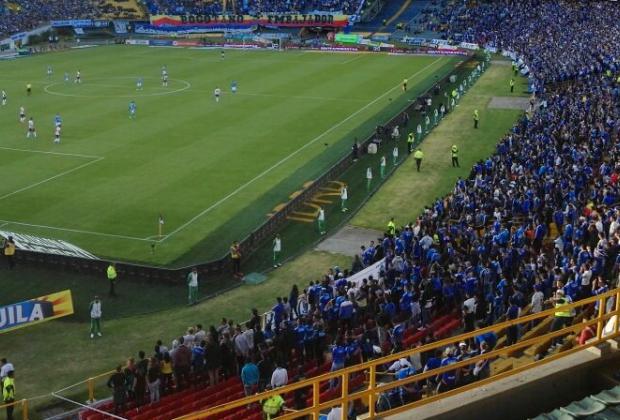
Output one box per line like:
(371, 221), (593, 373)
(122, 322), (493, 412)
(128, 100), (137, 119)
(19, 106), (25, 123)
(64, 72), (70, 83)
(231, 80), (237, 94)
(221, 50), (225, 60)
(317, 207), (326, 235)
(402, 78), (408, 91)
(136, 77), (143, 91)
(162, 72), (168, 87)
(26, 117), (37, 138)
(54, 113), (62, 128)
(75, 70), (81, 84)
(47, 65), (53, 79)
(273, 234), (282, 268)
(214, 87), (221, 102)
(54, 125), (61, 144)
(1, 90), (6, 106)
(26, 83), (31, 96)
(340, 184), (348, 212)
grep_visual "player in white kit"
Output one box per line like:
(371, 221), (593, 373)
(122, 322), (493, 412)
(19, 106), (25, 122)
(214, 87), (221, 102)
(1, 90), (6, 106)
(27, 117), (37, 138)
(54, 125), (61, 144)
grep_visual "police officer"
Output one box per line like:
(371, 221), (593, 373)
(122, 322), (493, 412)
(473, 109), (480, 129)
(107, 262), (118, 297)
(451, 144), (459, 167)
(3, 370), (15, 420)
(414, 148), (424, 172)
(407, 132), (414, 154)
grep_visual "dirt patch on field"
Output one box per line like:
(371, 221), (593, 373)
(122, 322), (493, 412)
(488, 96), (531, 110)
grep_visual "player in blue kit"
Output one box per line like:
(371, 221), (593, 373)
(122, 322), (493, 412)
(54, 113), (62, 128)
(129, 100), (137, 119)
(136, 77), (143, 91)
(231, 80), (237, 93)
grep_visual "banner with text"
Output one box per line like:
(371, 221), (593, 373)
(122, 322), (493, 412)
(149, 14), (351, 30)
(0, 290), (74, 333)
(0, 230), (98, 260)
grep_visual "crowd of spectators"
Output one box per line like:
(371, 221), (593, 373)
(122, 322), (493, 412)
(144, 0), (360, 17)
(0, 0), (101, 38)
(428, 0), (620, 89)
(100, 0), (620, 416)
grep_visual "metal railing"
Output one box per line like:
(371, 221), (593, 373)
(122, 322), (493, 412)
(172, 288), (620, 420)
(0, 399), (29, 420)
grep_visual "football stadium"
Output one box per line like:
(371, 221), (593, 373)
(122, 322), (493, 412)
(2, 0), (620, 419)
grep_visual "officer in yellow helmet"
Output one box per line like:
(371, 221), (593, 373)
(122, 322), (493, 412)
(402, 78), (408, 91)
(451, 145), (459, 168)
(473, 109), (479, 129)
(549, 289), (573, 348)
(387, 217), (396, 236)
(510, 78), (515, 93)
(2, 370), (15, 420)
(262, 392), (285, 419)
(407, 132), (414, 154)
(107, 262), (118, 297)
(413, 148), (424, 172)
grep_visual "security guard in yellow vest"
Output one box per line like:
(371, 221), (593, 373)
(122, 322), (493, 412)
(387, 218), (396, 236)
(550, 290), (572, 348)
(262, 393), (284, 419)
(451, 145), (459, 167)
(473, 109), (480, 129)
(413, 148), (424, 172)
(107, 263), (118, 297)
(510, 78), (515, 93)
(3, 371), (15, 420)
(407, 132), (414, 154)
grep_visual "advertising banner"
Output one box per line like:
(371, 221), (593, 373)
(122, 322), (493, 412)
(335, 33), (360, 43)
(0, 230), (98, 259)
(0, 290), (74, 333)
(51, 19), (109, 28)
(149, 13), (351, 30)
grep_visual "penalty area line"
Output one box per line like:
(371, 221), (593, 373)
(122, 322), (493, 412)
(159, 57), (446, 243)
(0, 156), (104, 201)
(0, 219), (154, 242)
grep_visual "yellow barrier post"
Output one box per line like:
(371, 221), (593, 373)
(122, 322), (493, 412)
(22, 399), (28, 420)
(597, 296), (606, 340)
(87, 377), (95, 403)
(367, 365), (376, 418)
(312, 380), (320, 420)
(341, 370), (349, 420)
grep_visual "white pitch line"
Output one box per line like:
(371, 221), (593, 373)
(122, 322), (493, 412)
(340, 55), (366, 65)
(0, 219), (153, 242)
(234, 91), (369, 102)
(160, 57), (445, 242)
(0, 157), (104, 201)
(0, 146), (102, 159)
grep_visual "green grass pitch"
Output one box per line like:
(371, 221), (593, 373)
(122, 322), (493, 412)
(0, 46), (462, 266)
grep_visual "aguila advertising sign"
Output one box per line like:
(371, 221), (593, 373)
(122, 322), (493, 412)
(150, 13), (351, 30)
(0, 290), (74, 333)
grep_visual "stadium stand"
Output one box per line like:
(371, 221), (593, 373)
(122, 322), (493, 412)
(0, 0), (101, 37)
(533, 385), (620, 419)
(143, 0), (362, 16)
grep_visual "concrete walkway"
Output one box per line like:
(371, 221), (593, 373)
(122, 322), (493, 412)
(315, 225), (383, 257)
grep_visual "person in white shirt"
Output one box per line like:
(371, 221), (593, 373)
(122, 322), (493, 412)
(327, 406), (342, 420)
(26, 117), (37, 138)
(89, 296), (102, 339)
(340, 185), (348, 212)
(531, 285), (544, 314)
(183, 328), (195, 348)
(187, 267), (199, 305)
(214, 87), (221, 102)
(273, 234), (282, 268)
(194, 324), (206, 345)
(270, 364), (288, 388)
(1, 359), (15, 381)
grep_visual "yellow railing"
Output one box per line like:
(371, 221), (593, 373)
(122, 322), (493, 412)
(0, 399), (29, 420)
(173, 288), (620, 420)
